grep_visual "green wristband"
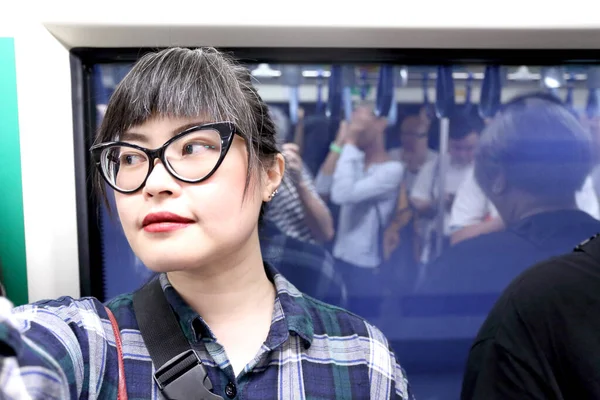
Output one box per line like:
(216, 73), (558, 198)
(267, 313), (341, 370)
(330, 142), (343, 154)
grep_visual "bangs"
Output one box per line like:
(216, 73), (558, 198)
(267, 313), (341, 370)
(97, 48), (256, 143)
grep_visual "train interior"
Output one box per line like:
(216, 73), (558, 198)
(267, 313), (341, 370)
(80, 55), (600, 400)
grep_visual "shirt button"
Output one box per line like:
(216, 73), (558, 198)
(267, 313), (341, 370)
(225, 382), (237, 399)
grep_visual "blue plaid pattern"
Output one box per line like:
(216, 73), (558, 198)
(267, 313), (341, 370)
(0, 266), (413, 399)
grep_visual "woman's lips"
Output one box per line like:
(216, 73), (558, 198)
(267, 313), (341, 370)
(142, 211), (194, 233)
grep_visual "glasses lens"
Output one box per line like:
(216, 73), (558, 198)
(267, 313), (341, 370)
(165, 128), (223, 181)
(101, 146), (149, 192)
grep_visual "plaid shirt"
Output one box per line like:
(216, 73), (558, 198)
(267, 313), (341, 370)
(266, 164), (325, 244)
(0, 266), (413, 399)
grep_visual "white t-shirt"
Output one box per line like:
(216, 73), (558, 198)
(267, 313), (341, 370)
(448, 169), (499, 232)
(388, 147), (438, 192)
(449, 170), (600, 231)
(410, 158), (474, 236)
(317, 144), (404, 268)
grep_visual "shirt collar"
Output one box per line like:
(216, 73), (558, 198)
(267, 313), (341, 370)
(158, 263), (315, 348)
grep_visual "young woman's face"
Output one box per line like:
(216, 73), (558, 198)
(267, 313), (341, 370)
(114, 116), (282, 273)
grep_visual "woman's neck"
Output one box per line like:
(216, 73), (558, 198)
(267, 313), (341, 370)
(166, 233), (276, 327)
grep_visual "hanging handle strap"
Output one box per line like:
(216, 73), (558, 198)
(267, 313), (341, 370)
(315, 68), (325, 114)
(281, 65), (303, 125)
(479, 65), (502, 119)
(422, 72), (435, 121)
(463, 72), (474, 116)
(105, 306), (128, 400)
(327, 65), (343, 120)
(375, 65), (395, 118)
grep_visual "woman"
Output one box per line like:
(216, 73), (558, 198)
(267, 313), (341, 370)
(265, 106), (334, 244)
(0, 48), (411, 399)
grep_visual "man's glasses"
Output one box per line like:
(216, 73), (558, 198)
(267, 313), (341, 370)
(91, 122), (238, 194)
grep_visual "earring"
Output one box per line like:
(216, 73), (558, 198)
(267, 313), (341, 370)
(269, 188), (279, 200)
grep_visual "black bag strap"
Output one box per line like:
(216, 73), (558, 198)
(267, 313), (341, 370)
(133, 278), (223, 400)
(574, 233), (600, 260)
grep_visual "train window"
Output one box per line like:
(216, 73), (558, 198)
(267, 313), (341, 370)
(88, 57), (600, 399)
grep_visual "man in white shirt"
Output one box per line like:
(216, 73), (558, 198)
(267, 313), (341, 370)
(388, 114), (438, 192)
(316, 105), (404, 269)
(410, 113), (483, 262)
(382, 113), (437, 270)
(315, 103), (403, 319)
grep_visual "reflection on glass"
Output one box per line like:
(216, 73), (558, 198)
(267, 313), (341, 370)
(94, 62), (600, 399)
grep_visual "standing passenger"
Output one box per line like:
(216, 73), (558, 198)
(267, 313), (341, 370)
(410, 113), (482, 262)
(265, 106), (334, 244)
(420, 92), (600, 305)
(316, 103), (404, 318)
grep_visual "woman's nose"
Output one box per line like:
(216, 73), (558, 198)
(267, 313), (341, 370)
(142, 160), (181, 198)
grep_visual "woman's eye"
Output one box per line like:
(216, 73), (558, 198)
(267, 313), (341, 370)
(183, 142), (216, 155)
(119, 153), (145, 166)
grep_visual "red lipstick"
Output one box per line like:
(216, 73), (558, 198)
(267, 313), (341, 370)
(142, 212), (194, 233)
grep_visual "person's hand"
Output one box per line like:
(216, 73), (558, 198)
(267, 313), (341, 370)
(334, 120), (349, 145)
(282, 143), (303, 184)
(297, 107), (305, 121)
(344, 120), (362, 146)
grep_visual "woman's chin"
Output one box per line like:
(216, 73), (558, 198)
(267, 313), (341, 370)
(138, 252), (207, 274)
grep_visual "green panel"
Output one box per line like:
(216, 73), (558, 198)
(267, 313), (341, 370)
(0, 37), (28, 305)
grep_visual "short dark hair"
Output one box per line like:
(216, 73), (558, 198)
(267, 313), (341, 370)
(449, 112), (484, 141)
(475, 92), (592, 199)
(93, 47), (280, 222)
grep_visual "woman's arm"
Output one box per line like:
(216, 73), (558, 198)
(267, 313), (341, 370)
(0, 296), (116, 399)
(330, 144), (404, 205)
(296, 170), (335, 242)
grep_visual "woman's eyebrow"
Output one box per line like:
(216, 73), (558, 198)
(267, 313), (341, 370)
(169, 121), (212, 135)
(121, 121), (212, 143)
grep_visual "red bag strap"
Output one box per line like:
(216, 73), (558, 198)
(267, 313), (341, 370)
(105, 306), (128, 400)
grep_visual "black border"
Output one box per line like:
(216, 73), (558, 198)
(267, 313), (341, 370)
(72, 47), (600, 66)
(70, 46), (600, 300)
(70, 54), (105, 300)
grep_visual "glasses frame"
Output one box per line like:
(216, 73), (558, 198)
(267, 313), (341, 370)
(90, 121), (239, 194)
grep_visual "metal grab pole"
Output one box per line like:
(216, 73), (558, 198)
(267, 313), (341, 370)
(436, 117), (449, 258)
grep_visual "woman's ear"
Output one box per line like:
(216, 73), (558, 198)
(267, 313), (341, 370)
(263, 153), (285, 202)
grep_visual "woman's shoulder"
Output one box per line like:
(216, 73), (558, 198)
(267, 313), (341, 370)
(8, 292), (137, 331)
(104, 292), (139, 329)
(299, 295), (405, 385)
(13, 295), (106, 315)
(301, 295), (394, 352)
(2, 295), (114, 341)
